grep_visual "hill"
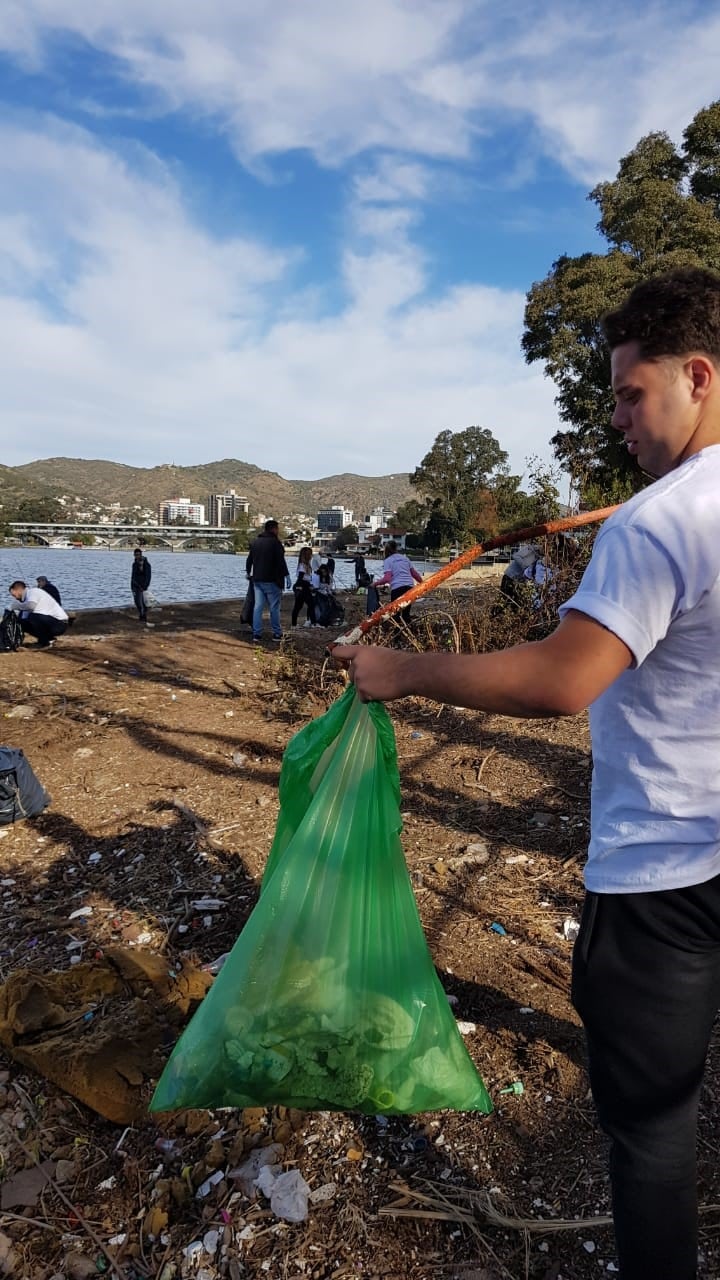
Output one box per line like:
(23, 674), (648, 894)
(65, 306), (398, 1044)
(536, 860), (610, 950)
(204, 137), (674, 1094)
(9, 458), (414, 519)
(0, 462), (56, 508)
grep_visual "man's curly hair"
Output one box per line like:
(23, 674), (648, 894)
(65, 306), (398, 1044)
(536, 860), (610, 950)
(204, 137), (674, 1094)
(602, 267), (720, 364)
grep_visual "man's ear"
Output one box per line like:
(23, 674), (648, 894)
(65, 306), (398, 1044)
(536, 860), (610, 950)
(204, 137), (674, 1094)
(687, 355), (715, 401)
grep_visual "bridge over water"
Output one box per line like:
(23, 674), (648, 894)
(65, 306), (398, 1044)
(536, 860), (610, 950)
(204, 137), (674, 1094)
(8, 522), (236, 549)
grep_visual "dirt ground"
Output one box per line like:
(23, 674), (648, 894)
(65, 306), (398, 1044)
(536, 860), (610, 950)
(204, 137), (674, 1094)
(1, 593), (719, 1280)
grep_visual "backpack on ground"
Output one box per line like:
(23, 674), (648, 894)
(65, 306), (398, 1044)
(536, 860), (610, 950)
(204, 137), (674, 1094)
(0, 610), (23, 653)
(0, 748), (50, 824)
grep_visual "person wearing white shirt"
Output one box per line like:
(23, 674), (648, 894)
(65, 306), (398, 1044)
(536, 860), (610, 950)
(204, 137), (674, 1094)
(8, 581), (69, 648)
(374, 540), (423, 622)
(335, 268), (720, 1280)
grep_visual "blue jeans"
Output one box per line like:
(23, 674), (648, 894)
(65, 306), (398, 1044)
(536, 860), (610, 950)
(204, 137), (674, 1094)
(132, 587), (147, 620)
(253, 581), (282, 638)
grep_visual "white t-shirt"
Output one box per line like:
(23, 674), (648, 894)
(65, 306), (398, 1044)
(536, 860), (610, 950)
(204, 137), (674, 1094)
(380, 553), (416, 590)
(10, 587), (68, 622)
(559, 445), (720, 893)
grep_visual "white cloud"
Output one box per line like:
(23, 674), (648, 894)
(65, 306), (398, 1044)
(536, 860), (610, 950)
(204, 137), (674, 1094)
(353, 158), (432, 205)
(0, 213), (53, 287)
(0, 117), (559, 477)
(1, 1), (719, 182)
(3, 5), (715, 483)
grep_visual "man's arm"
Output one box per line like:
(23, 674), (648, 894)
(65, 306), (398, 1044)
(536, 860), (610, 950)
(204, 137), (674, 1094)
(333, 610), (632, 717)
(410, 566), (423, 584)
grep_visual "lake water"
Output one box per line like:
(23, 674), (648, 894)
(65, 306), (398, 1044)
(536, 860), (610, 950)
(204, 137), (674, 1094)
(0, 547), (442, 612)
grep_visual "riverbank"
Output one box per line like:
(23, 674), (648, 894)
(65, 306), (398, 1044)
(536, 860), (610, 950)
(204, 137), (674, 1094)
(3, 605), (717, 1277)
(64, 572), (503, 632)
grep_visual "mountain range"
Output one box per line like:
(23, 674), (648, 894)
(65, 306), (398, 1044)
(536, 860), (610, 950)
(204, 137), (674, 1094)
(5, 458), (416, 520)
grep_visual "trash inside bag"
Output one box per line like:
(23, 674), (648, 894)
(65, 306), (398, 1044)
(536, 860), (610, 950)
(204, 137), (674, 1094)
(151, 685), (492, 1115)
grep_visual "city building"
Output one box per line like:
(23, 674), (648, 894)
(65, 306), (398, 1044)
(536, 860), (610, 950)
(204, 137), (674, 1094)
(158, 498), (206, 525)
(207, 489), (250, 527)
(375, 527), (407, 549)
(366, 506), (395, 533)
(317, 505), (353, 533)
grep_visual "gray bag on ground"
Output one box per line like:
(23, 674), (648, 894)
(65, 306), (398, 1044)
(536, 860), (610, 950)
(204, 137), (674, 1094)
(0, 749), (50, 824)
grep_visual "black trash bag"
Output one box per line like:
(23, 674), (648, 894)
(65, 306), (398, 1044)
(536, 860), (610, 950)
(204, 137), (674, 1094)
(240, 581), (255, 627)
(0, 748), (51, 824)
(0, 610), (24, 652)
(315, 592), (345, 627)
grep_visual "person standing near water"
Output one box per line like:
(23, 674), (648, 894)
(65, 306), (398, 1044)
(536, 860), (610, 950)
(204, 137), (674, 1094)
(373, 540), (423, 622)
(291, 547), (317, 629)
(131, 548), (153, 626)
(245, 520), (290, 642)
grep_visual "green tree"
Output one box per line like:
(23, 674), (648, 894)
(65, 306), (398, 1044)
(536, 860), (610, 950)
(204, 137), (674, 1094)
(523, 100), (720, 501)
(491, 472), (537, 531)
(464, 460), (561, 541)
(410, 426), (508, 545)
(392, 498), (430, 536)
(333, 524), (358, 551)
(6, 496), (65, 524)
(231, 511), (253, 553)
(523, 457), (562, 525)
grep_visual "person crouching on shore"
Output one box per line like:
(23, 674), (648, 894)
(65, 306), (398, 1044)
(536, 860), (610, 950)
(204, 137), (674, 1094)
(8, 580), (69, 648)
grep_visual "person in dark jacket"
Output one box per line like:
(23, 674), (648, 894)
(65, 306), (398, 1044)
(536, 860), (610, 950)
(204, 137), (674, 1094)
(36, 576), (62, 606)
(352, 553), (366, 585)
(245, 520), (290, 641)
(130, 548), (153, 625)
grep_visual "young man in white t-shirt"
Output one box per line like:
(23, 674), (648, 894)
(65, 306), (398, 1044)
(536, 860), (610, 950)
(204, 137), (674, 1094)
(334, 267), (720, 1280)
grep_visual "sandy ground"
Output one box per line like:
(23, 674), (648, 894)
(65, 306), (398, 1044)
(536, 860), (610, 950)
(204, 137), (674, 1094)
(0, 595), (718, 1279)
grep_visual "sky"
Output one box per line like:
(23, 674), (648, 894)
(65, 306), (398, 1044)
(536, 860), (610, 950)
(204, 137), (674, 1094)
(0, 1), (718, 482)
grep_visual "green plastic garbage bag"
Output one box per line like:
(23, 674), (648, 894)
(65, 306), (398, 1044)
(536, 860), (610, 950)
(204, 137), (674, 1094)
(151, 684), (492, 1115)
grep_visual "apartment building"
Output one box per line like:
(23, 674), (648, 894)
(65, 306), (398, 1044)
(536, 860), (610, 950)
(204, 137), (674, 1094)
(207, 489), (250, 527)
(158, 498), (206, 525)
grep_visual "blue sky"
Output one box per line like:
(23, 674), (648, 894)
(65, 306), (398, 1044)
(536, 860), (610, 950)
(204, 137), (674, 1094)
(0, 1), (718, 481)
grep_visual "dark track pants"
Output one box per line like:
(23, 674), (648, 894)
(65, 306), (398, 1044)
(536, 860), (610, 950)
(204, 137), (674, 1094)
(291, 582), (316, 626)
(390, 583), (413, 622)
(23, 615), (68, 647)
(572, 875), (720, 1280)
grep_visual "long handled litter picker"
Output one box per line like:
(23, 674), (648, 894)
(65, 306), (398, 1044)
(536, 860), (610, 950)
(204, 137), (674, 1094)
(333, 505), (620, 647)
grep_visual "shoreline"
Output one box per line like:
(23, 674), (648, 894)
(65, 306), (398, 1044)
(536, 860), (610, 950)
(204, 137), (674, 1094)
(68, 566), (504, 619)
